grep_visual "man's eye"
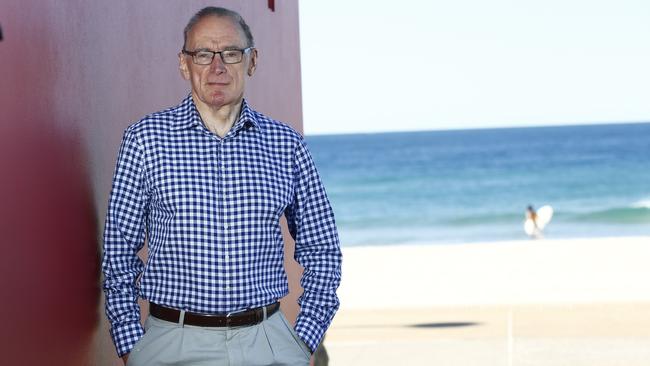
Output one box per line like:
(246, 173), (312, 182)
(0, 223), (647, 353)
(196, 52), (213, 60)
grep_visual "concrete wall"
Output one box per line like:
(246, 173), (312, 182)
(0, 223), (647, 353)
(0, 1), (303, 364)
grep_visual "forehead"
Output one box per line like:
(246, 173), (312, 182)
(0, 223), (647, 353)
(187, 16), (247, 49)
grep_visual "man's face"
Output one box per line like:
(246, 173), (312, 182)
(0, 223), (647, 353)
(179, 16), (257, 110)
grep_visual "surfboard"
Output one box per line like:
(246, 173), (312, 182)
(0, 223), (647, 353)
(524, 205), (553, 237)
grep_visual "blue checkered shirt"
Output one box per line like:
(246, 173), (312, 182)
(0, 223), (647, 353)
(102, 95), (342, 357)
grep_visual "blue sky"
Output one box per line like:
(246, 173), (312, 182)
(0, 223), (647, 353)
(299, 0), (650, 135)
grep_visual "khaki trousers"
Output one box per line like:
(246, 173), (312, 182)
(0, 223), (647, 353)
(126, 310), (311, 366)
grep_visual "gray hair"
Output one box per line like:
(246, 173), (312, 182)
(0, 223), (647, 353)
(183, 7), (255, 49)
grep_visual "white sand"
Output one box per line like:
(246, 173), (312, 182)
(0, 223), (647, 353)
(338, 236), (650, 308)
(328, 237), (650, 365)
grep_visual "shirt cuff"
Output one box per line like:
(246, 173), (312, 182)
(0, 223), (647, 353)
(110, 320), (145, 357)
(294, 312), (326, 353)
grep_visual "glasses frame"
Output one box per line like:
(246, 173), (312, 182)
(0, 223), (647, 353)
(181, 47), (254, 65)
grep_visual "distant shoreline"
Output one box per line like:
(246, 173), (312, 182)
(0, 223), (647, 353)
(305, 120), (650, 138)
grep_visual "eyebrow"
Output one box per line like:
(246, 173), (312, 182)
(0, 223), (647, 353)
(192, 45), (245, 52)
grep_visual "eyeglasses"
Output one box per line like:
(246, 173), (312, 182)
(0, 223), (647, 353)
(182, 47), (253, 65)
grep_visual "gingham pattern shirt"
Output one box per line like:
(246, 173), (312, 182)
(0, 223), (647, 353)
(102, 95), (342, 356)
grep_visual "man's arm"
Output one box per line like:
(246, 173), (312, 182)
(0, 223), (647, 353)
(285, 138), (342, 353)
(102, 128), (149, 357)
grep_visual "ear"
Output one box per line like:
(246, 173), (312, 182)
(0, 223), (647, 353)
(178, 52), (190, 80)
(247, 48), (258, 76)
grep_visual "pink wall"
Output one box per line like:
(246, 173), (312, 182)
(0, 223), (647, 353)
(0, 1), (303, 364)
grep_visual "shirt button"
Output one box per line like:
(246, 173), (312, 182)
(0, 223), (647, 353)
(224, 224), (229, 229)
(224, 255), (230, 260)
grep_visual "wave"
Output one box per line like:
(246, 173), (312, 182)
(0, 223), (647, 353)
(338, 200), (650, 231)
(571, 206), (650, 224)
(444, 213), (521, 226)
(442, 204), (650, 227)
(632, 199), (650, 209)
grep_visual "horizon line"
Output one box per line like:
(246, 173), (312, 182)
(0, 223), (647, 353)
(304, 120), (650, 137)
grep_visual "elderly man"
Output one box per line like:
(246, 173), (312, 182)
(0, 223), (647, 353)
(102, 6), (341, 365)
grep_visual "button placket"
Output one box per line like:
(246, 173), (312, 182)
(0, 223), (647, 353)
(213, 139), (228, 292)
(221, 140), (231, 292)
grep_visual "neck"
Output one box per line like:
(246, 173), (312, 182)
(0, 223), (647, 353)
(194, 96), (243, 137)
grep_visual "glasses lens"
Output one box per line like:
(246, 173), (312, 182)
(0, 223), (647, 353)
(194, 51), (214, 65)
(221, 50), (243, 64)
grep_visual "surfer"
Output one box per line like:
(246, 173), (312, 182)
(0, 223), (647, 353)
(525, 205), (543, 238)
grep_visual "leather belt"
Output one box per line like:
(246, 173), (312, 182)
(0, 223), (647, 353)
(149, 302), (280, 327)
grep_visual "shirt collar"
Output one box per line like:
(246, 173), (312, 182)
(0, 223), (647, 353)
(231, 98), (261, 133)
(171, 94), (261, 133)
(170, 94), (203, 131)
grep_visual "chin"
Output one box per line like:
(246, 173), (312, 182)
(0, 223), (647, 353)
(210, 97), (227, 106)
(200, 93), (226, 107)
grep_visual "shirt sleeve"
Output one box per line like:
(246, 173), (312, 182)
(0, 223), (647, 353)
(101, 128), (149, 357)
(285, 138), (342, 353)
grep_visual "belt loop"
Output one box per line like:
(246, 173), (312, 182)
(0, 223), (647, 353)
(179, 309), (186, 327)
(262, 305), (268, 321)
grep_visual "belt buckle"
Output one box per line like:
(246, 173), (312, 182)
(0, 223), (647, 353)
(226, 308), (246, 326)
(226, 308), (247, 317)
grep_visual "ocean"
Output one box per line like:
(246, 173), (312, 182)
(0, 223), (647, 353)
(305, 123), (650, 247)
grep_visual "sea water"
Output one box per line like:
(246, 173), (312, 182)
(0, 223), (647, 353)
(306, 123), (650, 247)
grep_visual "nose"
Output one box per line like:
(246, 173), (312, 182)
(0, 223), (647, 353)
(209, 54), (226, 74)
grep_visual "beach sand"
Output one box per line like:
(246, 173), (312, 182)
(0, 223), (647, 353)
(324, 237), (650, 365)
